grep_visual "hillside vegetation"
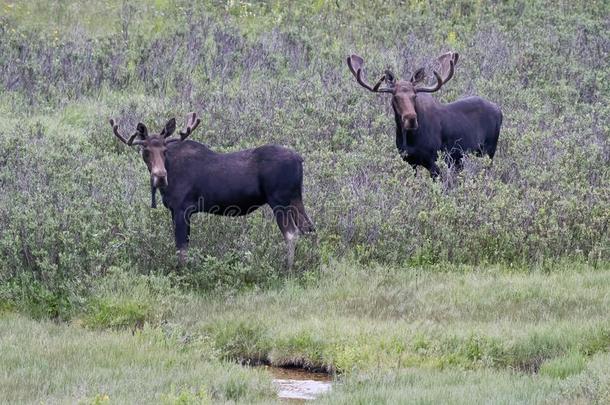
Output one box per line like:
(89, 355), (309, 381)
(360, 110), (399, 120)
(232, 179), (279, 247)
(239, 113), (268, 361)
(0, 0), (608, 403)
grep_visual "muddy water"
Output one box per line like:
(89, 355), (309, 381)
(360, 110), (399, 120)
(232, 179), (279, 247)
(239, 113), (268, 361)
(264, 366), (333, 401)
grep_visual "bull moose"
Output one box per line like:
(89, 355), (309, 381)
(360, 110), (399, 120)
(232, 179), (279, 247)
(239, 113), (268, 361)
(347, 52), (502, 176)
(109, 113), (314, 268)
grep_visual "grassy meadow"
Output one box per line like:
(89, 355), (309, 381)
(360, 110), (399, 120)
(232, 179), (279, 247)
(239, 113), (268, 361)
(0, 0), (609, 403)
(2, 264), (610, 403)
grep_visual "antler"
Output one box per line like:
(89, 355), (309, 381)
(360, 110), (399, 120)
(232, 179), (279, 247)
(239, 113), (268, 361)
(347, 54), (394, 93)
(415, 51), (459, 93)
(178, 112), (201, 140)
(165, 112), (202, 144)
(109, 119), (145, 146)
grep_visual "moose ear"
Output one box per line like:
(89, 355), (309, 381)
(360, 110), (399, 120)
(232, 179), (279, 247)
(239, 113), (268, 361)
(161, 118), (176, 138)
(410, 67), (426, 85)
(384, 70), (395, 84)
(136, 122), (148, 139)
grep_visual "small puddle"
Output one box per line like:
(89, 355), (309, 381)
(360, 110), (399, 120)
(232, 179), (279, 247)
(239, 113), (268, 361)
(263, 366), (333, 401)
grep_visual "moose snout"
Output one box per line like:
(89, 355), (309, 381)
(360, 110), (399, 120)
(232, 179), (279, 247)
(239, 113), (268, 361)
(151, 169), (168, 188)
(402, 114), (418, 130)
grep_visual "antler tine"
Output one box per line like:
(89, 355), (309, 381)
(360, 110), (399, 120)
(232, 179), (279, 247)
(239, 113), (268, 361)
(178, 112), (202, 141)
(109, 119), (127, 144)
(109, 118), (144, 146)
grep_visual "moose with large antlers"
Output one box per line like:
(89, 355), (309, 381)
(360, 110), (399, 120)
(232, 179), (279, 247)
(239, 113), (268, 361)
(347, 52), (502, 176)
(109, 113), (314, 268)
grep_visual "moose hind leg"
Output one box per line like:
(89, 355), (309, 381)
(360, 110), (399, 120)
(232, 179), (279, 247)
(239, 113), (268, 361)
(292, 199), (315, 234)
(273, 207), (299, 271)
(285, 229), (298, 272)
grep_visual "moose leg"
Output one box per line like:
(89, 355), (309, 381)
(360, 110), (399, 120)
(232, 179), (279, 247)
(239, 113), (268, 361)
(426, 162), (441, 179)
(150, 180), (157, 208)
(173, 209), (189, 264)
(292, 199), (315, 234)
(285, 230), (298, 272)
(273, 206), (299, 271)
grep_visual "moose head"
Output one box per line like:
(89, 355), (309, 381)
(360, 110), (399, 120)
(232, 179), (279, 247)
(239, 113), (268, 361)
(347, 52), (458, 131)
(109, 112), (201, 189)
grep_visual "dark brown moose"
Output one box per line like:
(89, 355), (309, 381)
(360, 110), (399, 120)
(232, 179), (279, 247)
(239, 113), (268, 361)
(347, 52), (503, 176)
(109, 113), (314, 268)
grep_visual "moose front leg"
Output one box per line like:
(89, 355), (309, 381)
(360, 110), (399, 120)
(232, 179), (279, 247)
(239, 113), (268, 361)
(150, 181), (157, 208)
(425, 161), (441, 179)
(173, 209), (190, 264)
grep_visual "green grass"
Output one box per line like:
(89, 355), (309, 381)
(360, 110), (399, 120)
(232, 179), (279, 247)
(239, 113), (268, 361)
(320, 352), (610, 404)
(0, 314), (274, 404)
(2, 261), (609, 403)
(171, 261), (610, 373)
